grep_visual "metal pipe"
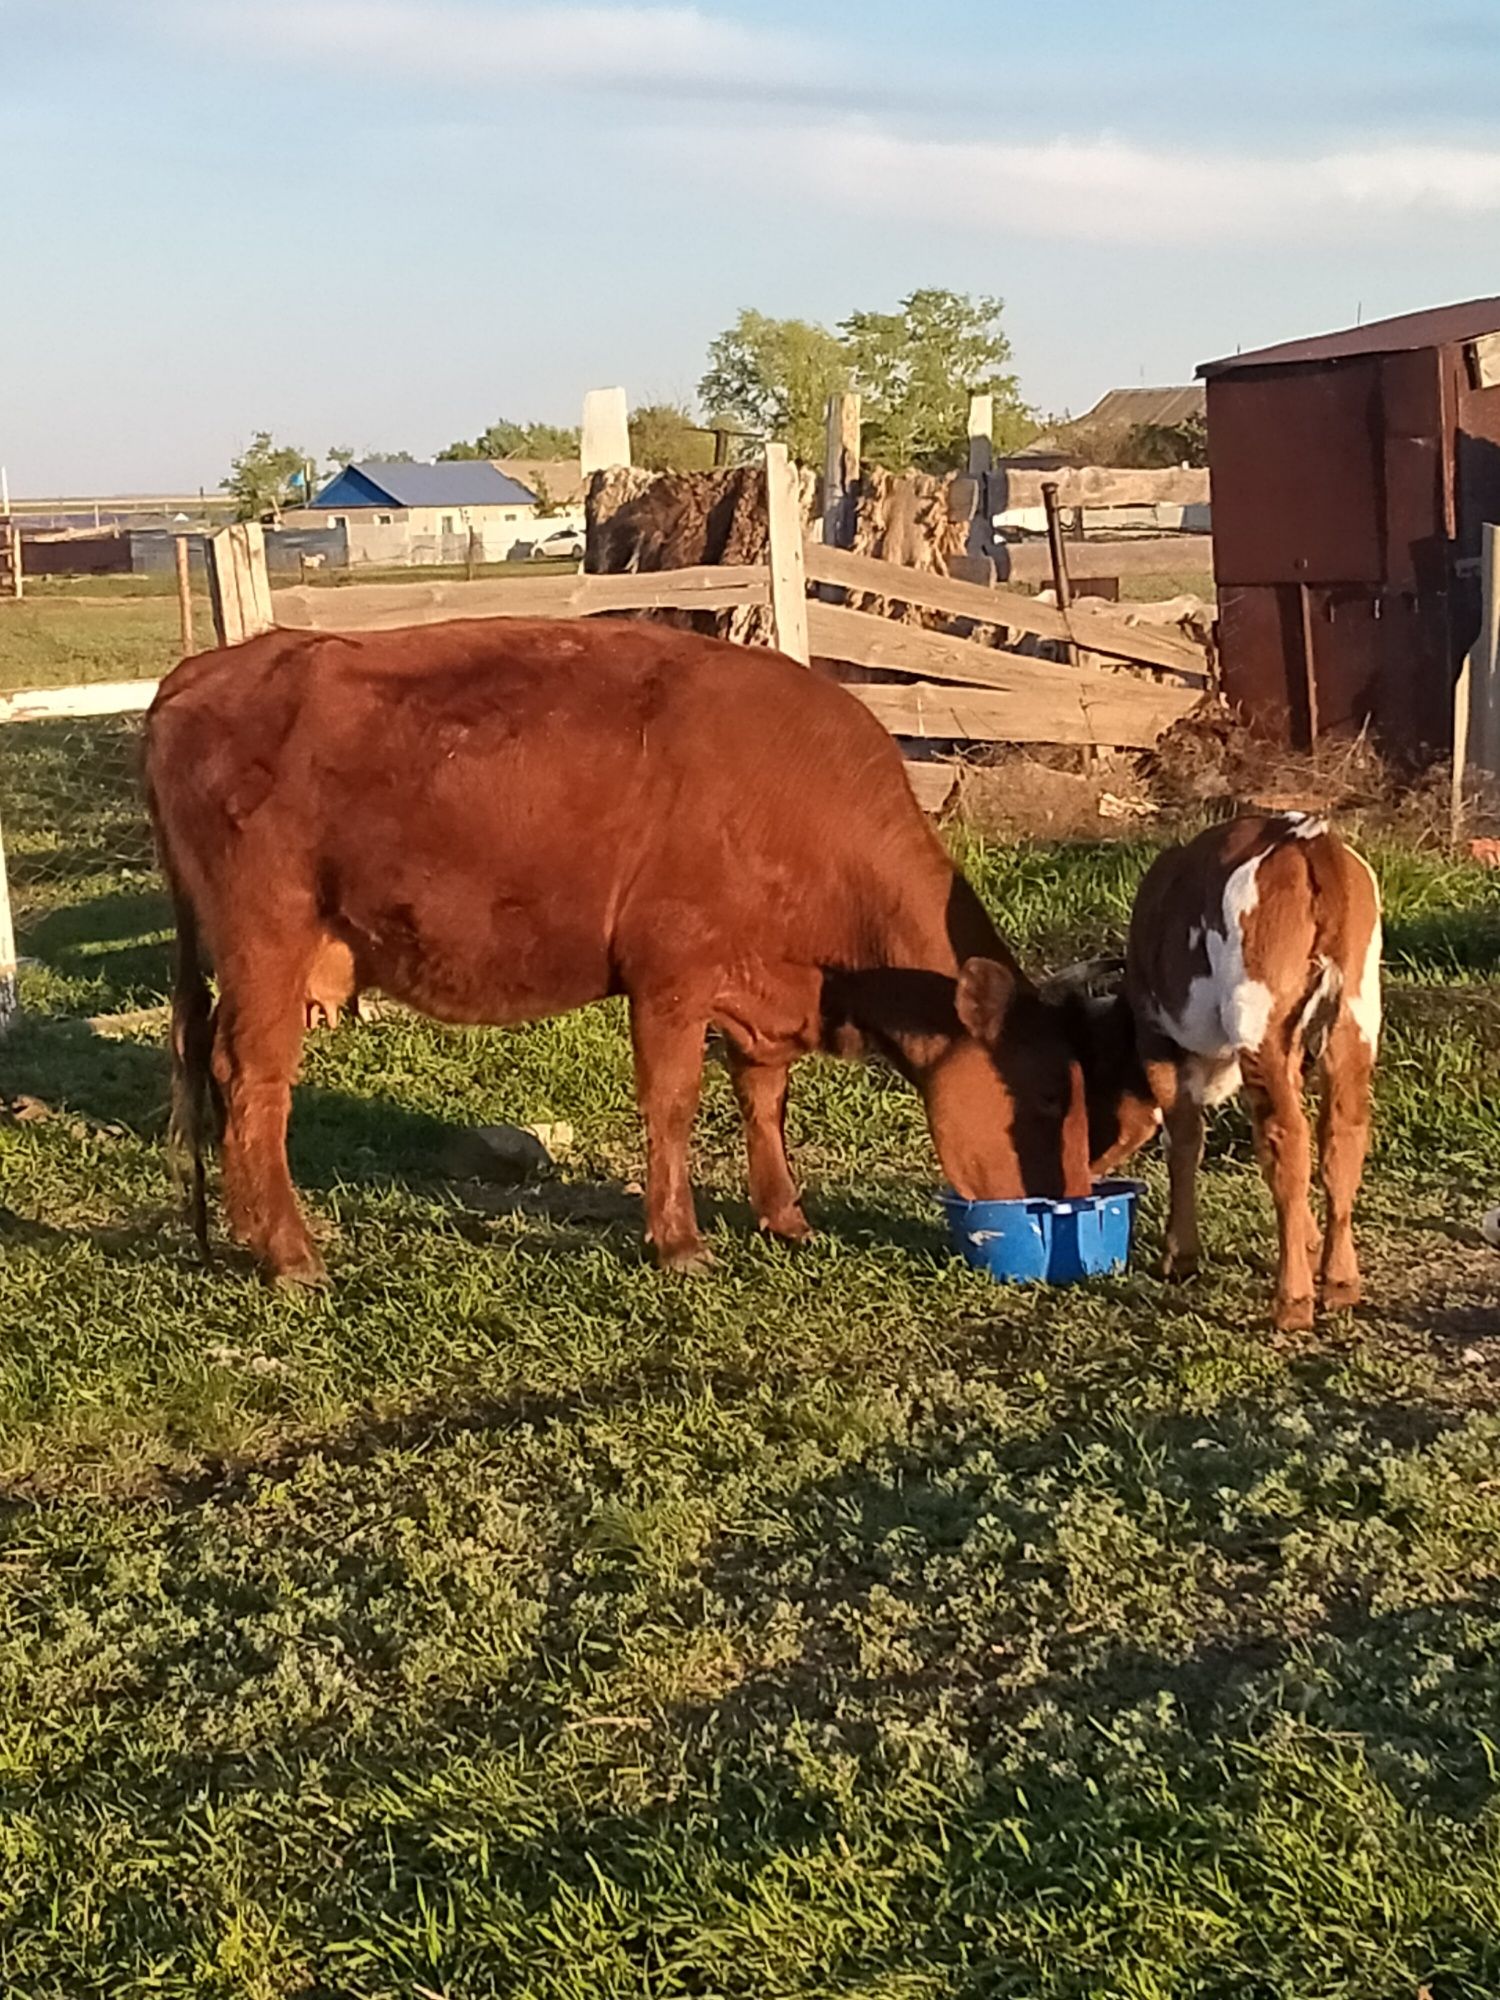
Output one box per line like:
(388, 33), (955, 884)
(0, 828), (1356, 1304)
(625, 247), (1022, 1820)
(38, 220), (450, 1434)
(1042, 480), (1078, 666)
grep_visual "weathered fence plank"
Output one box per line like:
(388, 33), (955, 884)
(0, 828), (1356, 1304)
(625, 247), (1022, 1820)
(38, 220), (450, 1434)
(986, 467), (1209, 512)
(273, 565), (770, 633)
(764, 443), (810, 665)
(849, 675), (1196, 750)
(0, 679), (160, 723)
(822, 394), (862, 551)
(997, 536), (1215, 586)
(207, 522), (274, 646)
(809, 604), (1199, 742)
(805, 542), (1209, 681)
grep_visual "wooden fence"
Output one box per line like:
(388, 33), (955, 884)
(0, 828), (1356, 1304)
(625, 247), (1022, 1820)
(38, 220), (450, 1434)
(0, 444), (1216, 1029)
(270, 446), (1207, 748)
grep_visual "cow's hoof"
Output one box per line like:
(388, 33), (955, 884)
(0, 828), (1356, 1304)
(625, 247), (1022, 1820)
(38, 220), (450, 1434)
(1162, 1249), (1199, 1282)
(271, 1253), (329, 1291)
(760, 1209), (814, 1247)
(1321, 1279), (1362, 1313)
(1274, 1293), (1315, 1334)
(655, 1239), (714, 1275)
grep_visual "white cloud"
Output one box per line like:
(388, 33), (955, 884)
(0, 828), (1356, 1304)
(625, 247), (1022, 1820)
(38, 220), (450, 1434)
(670, 122), (1500, 246)
(162, 0), (815, 94)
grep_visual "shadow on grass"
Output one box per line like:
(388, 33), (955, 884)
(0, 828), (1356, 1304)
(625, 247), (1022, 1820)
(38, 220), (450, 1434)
(25, 1372), (1500, 1989)
(1386, 907), (1500, 980)
(1, 1020), (951, 1281)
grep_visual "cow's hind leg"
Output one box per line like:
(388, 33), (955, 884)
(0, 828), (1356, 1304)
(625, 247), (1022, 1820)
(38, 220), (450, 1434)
(213, 949), (323, 1285)
(629, 994), (710, 1272)
(1242, 1041), (1316, 1333)
(1317, 1013), (1373, 1311)
(728, 1051), (811, 1244)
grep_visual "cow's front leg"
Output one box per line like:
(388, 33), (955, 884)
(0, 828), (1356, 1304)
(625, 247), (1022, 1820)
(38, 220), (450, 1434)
(728, 1051), (811, 1244)
(629, 995), (710, 1271)
(213, 952), (325, 1286)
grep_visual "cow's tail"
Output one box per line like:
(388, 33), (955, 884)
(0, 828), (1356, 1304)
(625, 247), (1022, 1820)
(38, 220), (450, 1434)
(167, 884), (215, 1259)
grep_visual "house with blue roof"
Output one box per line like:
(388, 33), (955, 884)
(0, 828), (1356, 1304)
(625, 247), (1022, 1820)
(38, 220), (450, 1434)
(294, 458), (580, 566)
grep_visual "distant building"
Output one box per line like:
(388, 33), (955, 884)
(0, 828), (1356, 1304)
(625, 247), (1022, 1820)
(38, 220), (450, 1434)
(293, 459), (584, 566)
(1073, 385), (1206, 434)
(1009, 386), (1207, 469)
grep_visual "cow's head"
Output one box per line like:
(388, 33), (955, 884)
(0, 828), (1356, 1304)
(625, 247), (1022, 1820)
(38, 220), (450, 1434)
(921, 956), (1094, 1201)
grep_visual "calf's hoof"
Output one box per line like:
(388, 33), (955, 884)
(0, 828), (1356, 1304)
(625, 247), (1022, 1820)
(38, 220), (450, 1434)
(1273, 1292), (1315, 1334)
(1161, 1247), (1199, 1282)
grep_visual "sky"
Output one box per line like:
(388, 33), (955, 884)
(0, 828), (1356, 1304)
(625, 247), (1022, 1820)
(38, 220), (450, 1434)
(5, 0), (1500, 492)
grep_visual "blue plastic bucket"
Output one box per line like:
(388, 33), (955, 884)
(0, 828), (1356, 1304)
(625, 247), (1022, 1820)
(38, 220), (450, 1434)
(941, 1180), (1144, 1285)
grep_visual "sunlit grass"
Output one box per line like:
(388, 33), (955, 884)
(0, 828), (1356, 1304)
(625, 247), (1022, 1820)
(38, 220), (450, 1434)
(2, 708), (1500, 1993)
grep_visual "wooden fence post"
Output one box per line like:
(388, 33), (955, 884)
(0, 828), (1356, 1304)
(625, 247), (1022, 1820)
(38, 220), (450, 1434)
(174, 534), (195, 655)
(1455, 520), (1500, 843)
(1, 521), (22, 602)
(967, 393), (994, 476)
(0, 800), (16, 1032)
(764, 443), (809, 665)
(581, 387), (631, 475)
(206, 522), (274, 647)
(821, 393), (861, 551)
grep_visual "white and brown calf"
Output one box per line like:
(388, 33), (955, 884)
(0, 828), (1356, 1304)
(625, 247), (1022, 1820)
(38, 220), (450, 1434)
(1076, 814), (1382, 1332)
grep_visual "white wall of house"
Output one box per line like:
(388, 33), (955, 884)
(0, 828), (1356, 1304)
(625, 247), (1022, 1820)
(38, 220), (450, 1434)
(285, 501), (588, 566)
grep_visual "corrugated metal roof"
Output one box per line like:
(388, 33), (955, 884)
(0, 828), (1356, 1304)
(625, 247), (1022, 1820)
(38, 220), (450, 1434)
(1077, 385), (1205, 429)
(311, 461), (538, 508)
(1200, 295), (1500, 378)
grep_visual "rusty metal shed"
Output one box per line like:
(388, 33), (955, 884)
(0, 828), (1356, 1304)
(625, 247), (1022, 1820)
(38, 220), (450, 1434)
(1199, 296), (1500, 755)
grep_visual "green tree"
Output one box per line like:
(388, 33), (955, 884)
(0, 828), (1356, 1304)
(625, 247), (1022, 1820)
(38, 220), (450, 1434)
(439, 420), (581, 461)
(699, 310), (848, 465)
(222, 431), (308, 521)
(841, 288), (1031, 470)
(629, 402), (716, 474)
(1121, 413), (1209, 469)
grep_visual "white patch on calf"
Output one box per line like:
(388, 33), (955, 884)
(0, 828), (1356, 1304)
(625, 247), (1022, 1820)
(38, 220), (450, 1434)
(1150, 852), (1272, 1095)
(1185, 1053), (1243, 1106)
(1345, 850), (1383, 1052)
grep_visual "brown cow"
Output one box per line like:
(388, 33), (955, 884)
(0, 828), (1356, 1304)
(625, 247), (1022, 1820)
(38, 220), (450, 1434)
(144, 618), (1092, 1282)
(1068, 814), (1382, 1332)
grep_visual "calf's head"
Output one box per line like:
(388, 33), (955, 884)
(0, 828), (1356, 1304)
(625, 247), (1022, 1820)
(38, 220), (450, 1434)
(923, 957), (1094, 1201)
(1047, 973), (1160, 1176)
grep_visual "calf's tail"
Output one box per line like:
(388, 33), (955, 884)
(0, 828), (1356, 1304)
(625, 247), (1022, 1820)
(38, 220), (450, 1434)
(167, 886), (215, 1259)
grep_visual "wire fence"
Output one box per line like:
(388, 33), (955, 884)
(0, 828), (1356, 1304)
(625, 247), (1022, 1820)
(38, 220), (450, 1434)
(0, 714), (167, 1022)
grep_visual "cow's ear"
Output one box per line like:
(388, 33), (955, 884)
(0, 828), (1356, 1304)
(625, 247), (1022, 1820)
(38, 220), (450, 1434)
(956, 957), (1017, 1045)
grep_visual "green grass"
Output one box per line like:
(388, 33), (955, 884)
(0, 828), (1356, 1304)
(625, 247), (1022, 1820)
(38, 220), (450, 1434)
(3, 726), (1500, 1994)
(0, 565), (582, 695)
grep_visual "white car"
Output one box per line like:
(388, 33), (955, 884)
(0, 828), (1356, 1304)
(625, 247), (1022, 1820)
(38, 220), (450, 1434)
(529, 524), (585, 561)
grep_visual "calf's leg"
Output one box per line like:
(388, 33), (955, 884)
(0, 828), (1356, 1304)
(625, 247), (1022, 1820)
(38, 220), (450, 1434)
(1147, 1058), (1204, 1280)
(629, 996), (710, 1271)
(1241, 1043), (1316, 1333)
(728, 1052), (811, 1244)
(212, 955), (323, 1285)
(1317, 1014), (1373, 1310)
